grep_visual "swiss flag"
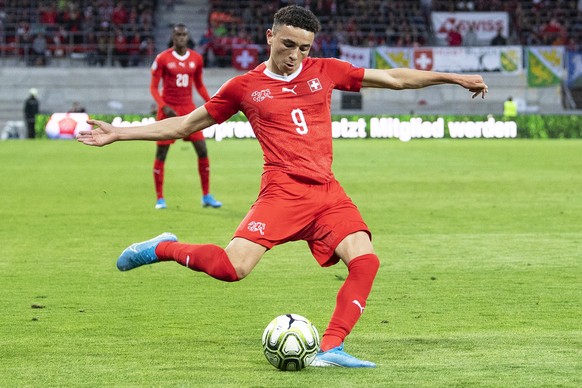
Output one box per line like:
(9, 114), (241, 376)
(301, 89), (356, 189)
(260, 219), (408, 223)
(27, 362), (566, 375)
(413, 49), (434, 71)
(232, 47), (258, 71)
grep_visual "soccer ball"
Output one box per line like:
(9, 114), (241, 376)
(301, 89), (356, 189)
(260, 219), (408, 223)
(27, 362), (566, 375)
(262, 314), (320, 371)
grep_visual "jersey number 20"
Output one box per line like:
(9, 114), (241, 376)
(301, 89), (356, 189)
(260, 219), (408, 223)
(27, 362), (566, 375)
(176, 74), (189, 87)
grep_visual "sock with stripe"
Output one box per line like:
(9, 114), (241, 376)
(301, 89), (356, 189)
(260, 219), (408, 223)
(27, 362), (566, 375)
(155, 241), (239, 282)
(198, 157), (210, 196)
(320, 253), (380, 351)
(153, 159), (165, 199)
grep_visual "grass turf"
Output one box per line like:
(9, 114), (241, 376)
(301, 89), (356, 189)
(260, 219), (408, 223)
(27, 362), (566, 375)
(1, 138), (580, 387)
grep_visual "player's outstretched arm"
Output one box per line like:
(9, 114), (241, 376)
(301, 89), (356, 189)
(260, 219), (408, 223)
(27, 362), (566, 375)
(76, 106), (217, 147)
(362, 68), (488, 99)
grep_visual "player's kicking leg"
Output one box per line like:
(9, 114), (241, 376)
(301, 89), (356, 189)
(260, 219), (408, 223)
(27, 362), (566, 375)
(117, 233), (177, 271)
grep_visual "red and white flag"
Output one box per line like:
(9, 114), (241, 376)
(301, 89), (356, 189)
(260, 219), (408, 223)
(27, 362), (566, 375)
(232, 47), (259, 71)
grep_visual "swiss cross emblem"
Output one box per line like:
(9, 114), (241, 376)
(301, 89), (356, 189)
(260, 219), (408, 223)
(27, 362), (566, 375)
(413, 49), (434, 71)
(308, 78), (322, 92)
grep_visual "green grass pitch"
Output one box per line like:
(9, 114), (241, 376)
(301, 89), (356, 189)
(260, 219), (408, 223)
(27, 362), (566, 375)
(1, 138), (581, 387)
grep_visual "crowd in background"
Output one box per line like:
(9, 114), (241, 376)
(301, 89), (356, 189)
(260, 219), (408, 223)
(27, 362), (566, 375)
(432, 0), (582, 47)
(1, 0), (581, 67)
(205, 0), (431, 62)
(202, 0), (581, 66)
(0, 0), (158, 66)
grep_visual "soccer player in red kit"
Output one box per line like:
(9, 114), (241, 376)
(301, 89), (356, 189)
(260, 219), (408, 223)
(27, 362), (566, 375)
(150, 23), (221, 209)
(78, 6), (488, 367)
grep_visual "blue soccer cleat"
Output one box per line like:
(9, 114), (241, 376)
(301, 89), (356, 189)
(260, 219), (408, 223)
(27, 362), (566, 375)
(155, 198), (167, 209)
(310, 343), (376, 368)
(117, 232), (178, 271)
(202, 194), (222, 208)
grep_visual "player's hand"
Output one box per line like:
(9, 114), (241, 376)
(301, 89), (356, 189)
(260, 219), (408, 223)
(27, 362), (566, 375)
(76, 119), (117, 146)
(461, 74), (488, 99)
(162, 106), (177, 117)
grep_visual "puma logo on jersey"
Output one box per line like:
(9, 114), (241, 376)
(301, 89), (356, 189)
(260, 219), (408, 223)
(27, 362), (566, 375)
(282, 86), (297, 95)
(252, 89), (273, 102)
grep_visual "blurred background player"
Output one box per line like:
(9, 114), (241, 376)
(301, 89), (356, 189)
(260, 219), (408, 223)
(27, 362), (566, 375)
(23, 88), (39, 139)
(150, 23), (221, 209)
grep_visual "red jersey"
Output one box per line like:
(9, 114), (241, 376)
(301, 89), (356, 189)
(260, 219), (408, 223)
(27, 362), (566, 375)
(150, 48), (210, 107)
(205, 57), (364, 184)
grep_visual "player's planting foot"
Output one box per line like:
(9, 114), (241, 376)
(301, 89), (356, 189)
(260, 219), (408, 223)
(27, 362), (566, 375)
(202, 194), (222, 208)
(310, 344), (376, 368)
(117, 232), (178, 271)
(155, 198), (167, 209)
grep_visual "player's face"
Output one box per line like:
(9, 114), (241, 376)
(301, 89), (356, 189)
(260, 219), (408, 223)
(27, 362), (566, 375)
(266, 24), (314, 76)
(172, 27), (189, 50)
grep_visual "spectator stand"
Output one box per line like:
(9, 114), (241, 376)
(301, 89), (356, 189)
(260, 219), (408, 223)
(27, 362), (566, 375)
(1, 0), (581, 69)
(0, 0), (158, 67)
(432, 0), (581, 49)
(205, 0), (432, 63)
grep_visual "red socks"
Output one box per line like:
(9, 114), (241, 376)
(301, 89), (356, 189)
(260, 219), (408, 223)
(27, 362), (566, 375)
(198, 157), (210, 196)
(155, 242), (239, 282)
(153, 159), (165, 199)
(155, 157), (210, 199)
(320, 254), (380, 351)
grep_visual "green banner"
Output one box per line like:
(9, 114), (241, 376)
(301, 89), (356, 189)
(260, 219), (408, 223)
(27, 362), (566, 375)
(527, 47), (564, 87)
(374, 48), (411, 69)
(35, 112), (582, 140)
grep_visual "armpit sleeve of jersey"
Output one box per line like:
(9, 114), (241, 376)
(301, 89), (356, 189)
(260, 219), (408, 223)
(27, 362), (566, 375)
(325, 58), (365, 92)
(204, 77), (243, 124)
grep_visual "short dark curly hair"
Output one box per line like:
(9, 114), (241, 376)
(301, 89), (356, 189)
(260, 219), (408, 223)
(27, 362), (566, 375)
(272, 5), (321, 34)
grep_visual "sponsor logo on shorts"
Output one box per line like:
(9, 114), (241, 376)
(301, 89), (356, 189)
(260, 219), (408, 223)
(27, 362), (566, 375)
(247, 221), (266, 235)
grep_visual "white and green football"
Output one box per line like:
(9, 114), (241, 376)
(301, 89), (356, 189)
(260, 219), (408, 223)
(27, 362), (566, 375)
(261, 314), (320, 371)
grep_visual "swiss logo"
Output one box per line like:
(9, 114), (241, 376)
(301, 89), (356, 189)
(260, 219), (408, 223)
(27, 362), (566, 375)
(247, 221), (266, 235)
(307, 78), (322, 92)
(252, 89), (273, 102)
